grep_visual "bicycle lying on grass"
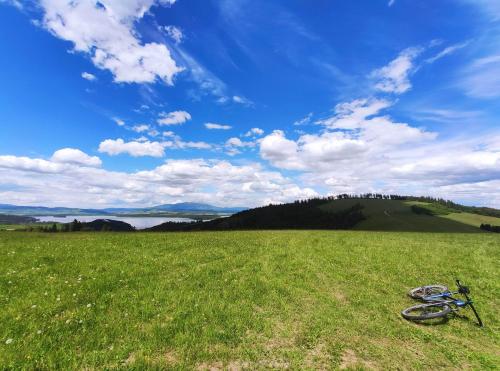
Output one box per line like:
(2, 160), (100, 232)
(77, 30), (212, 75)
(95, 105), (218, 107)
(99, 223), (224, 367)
(401, 280), (483, 327)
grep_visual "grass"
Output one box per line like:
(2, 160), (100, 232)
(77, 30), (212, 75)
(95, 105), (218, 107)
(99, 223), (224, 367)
(0, 230), (499, 369)
(441, 212), (500, 228)
(0, 225), (28, 231)
(321, 199), (500, 232)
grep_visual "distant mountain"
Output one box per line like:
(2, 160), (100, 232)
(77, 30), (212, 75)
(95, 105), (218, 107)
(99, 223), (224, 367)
(0, 202), (247, 216)
(0, 214), (38, 224)
(149, 202), (246, 213)
(0, 204), (109, 216)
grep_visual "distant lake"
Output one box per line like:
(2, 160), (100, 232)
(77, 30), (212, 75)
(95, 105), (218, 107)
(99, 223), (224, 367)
(34, 215), (195, 230)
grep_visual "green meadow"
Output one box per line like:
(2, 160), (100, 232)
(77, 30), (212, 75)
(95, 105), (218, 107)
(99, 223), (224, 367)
(1, 230), (499, 369)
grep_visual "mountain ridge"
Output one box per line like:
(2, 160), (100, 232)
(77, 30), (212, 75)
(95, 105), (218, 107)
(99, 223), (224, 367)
(0, 202), (247, 216)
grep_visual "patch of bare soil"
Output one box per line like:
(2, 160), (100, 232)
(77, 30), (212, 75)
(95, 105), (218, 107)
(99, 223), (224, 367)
(340, 349), (378, 370)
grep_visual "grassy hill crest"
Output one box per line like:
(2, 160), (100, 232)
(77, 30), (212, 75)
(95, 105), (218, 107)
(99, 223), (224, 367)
(149, 195), (500, 233)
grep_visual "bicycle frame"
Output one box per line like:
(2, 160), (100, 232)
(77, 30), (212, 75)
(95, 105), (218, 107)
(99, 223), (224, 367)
(422, 291), (467, 307)
(420, 280), (483, 327)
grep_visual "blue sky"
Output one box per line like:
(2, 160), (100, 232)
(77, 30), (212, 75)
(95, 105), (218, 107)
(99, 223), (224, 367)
(0, 0), (499, 208)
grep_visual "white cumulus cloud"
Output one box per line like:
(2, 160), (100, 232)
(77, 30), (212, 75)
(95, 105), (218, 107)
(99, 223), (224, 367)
(371, 47), (422, 94)
(51, 148), (102, 167)
(157, 110), (191, 125)
(38, 0), (183, 84)
(244, 128), (264, 137)
(205, 123), (232, 130)
(81, 72), (97, 81)
(98, 138), (165, 157)
(0, 155), (316, 208)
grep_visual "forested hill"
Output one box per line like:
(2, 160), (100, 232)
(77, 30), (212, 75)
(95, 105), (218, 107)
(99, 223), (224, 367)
(148, 194), (500, 232)
(148, 199), (365, 231)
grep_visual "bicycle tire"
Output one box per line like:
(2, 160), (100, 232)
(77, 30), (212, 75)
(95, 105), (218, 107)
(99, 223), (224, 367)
(408, 285), (448, 300)
(401, 303), (451, 321)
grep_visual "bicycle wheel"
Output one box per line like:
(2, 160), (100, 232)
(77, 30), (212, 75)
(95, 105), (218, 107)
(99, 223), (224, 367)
(408, 285), (448, 300)
(401, 303), (451, 321)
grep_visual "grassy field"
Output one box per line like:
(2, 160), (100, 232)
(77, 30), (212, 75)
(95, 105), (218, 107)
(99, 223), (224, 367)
(0, 231), (499, 369)
(0, 231), (500, 369)
(0, 225), (27, 231)
(441, 212), (500, 228)
(320, 199), (500, 232)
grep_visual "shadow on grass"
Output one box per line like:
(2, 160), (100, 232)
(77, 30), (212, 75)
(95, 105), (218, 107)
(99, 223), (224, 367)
(403, 312), (483, 328)
(406, 316), (450, 326)
(452, 312), (483, 327)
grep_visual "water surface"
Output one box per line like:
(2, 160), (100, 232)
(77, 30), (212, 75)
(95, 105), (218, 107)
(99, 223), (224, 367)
(34, 215), (194, 230)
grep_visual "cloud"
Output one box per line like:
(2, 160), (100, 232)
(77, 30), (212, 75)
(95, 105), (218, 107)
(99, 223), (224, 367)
(81, 72), (97, 81)
(0, 154), (316, 207)
(462, 0), (500, 21)
(225, 137), (255, 155)
(162, 25), (183, 44)
(51, 148), (102, 167)
(0, 0), (22, 10)
(411, 108), (483, 124)
(205, 123), (232, 130)
(162, 131), (176, 137)
(244, 128), (264, 137)
(37, 0), (183, 84)
(317, 98), (391, 129)
(293, 112), (313, 126)
(131, 124), (150, 133)
(112, 117), (125, 126)
(425, 41), (470, 63)
(163, 139), (212, 150)
(371, 47), (422, 94)
(174, 48), (227, 99)
(157, 110), (191, 125)
(459, 55), (500, 98)
(388, 0), (395, 6)
(257, 95), (500, 206)
(226, 137), (254, 148)
(262, 99), (437, 171)
(232, 95), (253, 106)
(98, 138), (165, 157)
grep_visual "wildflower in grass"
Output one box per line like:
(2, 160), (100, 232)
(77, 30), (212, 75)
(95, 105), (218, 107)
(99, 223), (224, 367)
(65, 319), (71, 324)
(87, 303), (92, 308)
(37, 330), (42, 335)
(31, 304), (37, 308)
(73, 293), (76, 297)
(5, 339), (13, 344)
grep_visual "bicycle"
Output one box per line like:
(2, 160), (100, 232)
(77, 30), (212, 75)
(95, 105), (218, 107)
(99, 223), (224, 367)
(401, 279), (483, 327)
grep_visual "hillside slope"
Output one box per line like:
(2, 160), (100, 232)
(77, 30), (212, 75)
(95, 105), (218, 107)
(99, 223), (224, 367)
(149, 201), (364, 231)
(148, 198), (500, 233)
(321, 199), (497, 232)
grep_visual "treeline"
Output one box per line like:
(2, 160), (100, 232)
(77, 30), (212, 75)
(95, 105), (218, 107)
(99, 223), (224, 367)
(0, 214), (37, 224)
(149, 202), (365, 231)
(26, 219), (135, 232)
(480, 224), (500, 233)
